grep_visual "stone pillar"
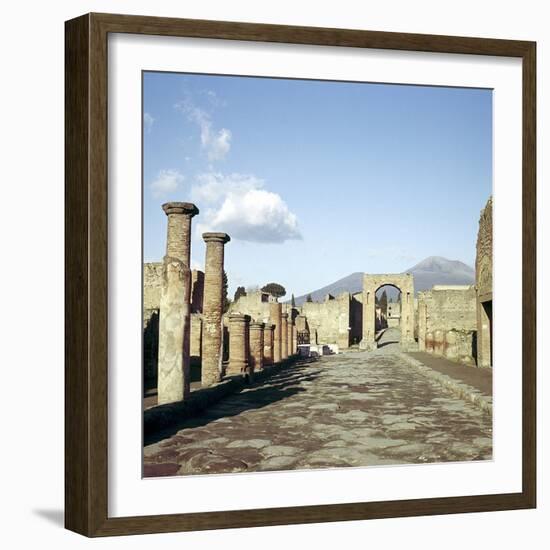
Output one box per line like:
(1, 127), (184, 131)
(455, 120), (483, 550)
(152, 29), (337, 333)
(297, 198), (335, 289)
(281, 313), (289, 360)
(249, 322), (265, 373)
(263, 323), (275, 366)
(157, 202), (198, 405)
(201, 232), (231, 386)
(292, 325), (298, 354)
(287, 315), (294, 358)
(270, 302), (282, 363)
(227, 314), (250, 376)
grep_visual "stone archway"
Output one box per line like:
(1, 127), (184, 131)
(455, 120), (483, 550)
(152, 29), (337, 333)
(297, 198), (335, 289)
(360, 273), (415, 351)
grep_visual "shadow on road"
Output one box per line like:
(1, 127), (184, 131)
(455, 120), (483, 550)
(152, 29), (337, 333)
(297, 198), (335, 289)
(145, 360), (322, 446)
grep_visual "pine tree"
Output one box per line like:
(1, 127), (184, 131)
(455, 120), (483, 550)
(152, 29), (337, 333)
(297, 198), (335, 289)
(306, 293), (313, 303)
(291, 293), (296, 307)
(379, 289), (388, 315)
(233, 286), (246, 302)
(222, 271), (230, 312)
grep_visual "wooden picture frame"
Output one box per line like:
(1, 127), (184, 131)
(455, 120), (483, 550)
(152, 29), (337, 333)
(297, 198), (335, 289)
(65, 12), (536, 537)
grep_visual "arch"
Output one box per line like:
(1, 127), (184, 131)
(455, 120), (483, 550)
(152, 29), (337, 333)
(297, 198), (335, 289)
(360, 273), (416, 351)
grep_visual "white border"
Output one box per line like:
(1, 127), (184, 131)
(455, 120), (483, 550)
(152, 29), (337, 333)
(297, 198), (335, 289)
(108, 33), (522, 517)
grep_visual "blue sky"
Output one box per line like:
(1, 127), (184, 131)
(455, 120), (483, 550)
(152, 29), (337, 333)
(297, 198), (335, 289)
(143, 72), (492, 297)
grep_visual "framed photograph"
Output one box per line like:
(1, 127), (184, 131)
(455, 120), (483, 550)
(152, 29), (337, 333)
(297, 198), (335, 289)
(65, 13), (536, 536)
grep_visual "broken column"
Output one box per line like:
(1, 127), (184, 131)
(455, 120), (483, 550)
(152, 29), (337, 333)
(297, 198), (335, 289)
(270, 302), (282, 363)
(157, 202), (199, 405)
(281, 312), (289, 360)
(201, 232), (231, 387)
(249, 322), (265, 373)
(227, 314), (250, 376)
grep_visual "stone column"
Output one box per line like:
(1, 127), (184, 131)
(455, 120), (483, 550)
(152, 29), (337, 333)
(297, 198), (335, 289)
(292, 325), (298, 354)
(281, 313), (289, 360)
(263, 323), (275, 366)
(249, 322), (265, 373)
(270, 302), (282, 363)
(227, 314), (250, 376)
(287, 315), (294, 358)
(201, 232), (231, 387)
(157, 202), (199, 405)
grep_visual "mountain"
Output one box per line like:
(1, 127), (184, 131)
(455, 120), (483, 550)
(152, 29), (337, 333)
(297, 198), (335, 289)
(292, 256), (474, 305)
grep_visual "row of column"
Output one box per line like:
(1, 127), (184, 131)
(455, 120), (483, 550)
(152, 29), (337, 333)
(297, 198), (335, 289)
(156, 201), (297, 405)
(226, 307), (298, 379)
(157, 202), (231, 405)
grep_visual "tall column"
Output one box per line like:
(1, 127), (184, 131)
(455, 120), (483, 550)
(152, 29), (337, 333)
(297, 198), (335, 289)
(281, 313), (289, 360)
(201, 232), (231, 386)
(287, 315), (294, 358)
(269, 302), (282, 363)
(292, 325), (298, 354)
(263, 323), (275, 366)
(227, 314), (250, 376)
(249, 322), (265, 373)
(157, 202), (199, 404)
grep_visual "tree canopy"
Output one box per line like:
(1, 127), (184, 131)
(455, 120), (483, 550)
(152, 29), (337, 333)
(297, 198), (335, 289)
(261, 282), (286, 298)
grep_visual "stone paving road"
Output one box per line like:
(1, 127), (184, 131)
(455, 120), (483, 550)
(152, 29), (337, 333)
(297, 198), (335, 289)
(144, 328), (492, 477)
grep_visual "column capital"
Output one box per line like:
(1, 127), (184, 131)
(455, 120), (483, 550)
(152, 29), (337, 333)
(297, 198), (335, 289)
(203, 232), (231, 244)
(229, 313), (250, 324)
(281, 312), (289, 320)
(250, 321), (265, 330)
(162, 202), (199, 217)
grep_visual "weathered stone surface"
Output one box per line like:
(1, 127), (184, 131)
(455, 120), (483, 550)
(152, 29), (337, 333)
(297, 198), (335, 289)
(281, 313), (289, 360)
(361, 274), (415, 351)
(157, 202), (198, 405)
(476, 197), (493, 368)
(249, 322), (265, 373)
(201, 232), (231, 386)
(145, 329), (492, 476)
(270, 302), (282, 363)
(227, 314), (250, 376)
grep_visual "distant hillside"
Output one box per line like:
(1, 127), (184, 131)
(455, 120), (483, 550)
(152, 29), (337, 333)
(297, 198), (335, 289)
(292, 256), (474, 305)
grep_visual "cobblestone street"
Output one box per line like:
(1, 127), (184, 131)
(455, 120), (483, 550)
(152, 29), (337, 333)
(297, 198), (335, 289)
(144, 329), (492, 477)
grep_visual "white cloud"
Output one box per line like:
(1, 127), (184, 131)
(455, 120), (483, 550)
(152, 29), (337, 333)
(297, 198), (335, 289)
(175, 98), (232, 161)
(193, 172), (301, 244)
(149, 169), (184, 198)
(143, 112), (155, 133)
(191, 172), (264, 204)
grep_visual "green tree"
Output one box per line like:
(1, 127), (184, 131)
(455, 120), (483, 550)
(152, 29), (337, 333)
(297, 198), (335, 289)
(306, 293), (313, 303)
(222, 271), (231, 313)
(291, 293), (296, 307)
(233, 286), (246, 302)
(379, 289), (388, 315)
(261, 282), (287, 299)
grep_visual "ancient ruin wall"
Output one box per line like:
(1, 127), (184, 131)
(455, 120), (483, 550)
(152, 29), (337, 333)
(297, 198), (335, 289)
(476, 197), (493, 301)
(421, 286), (477, 333)
(301, 293), (351, 348)
(144, 263), (205, 379)
(228, 290), (274, 322)
(476, 197), (493, 368)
